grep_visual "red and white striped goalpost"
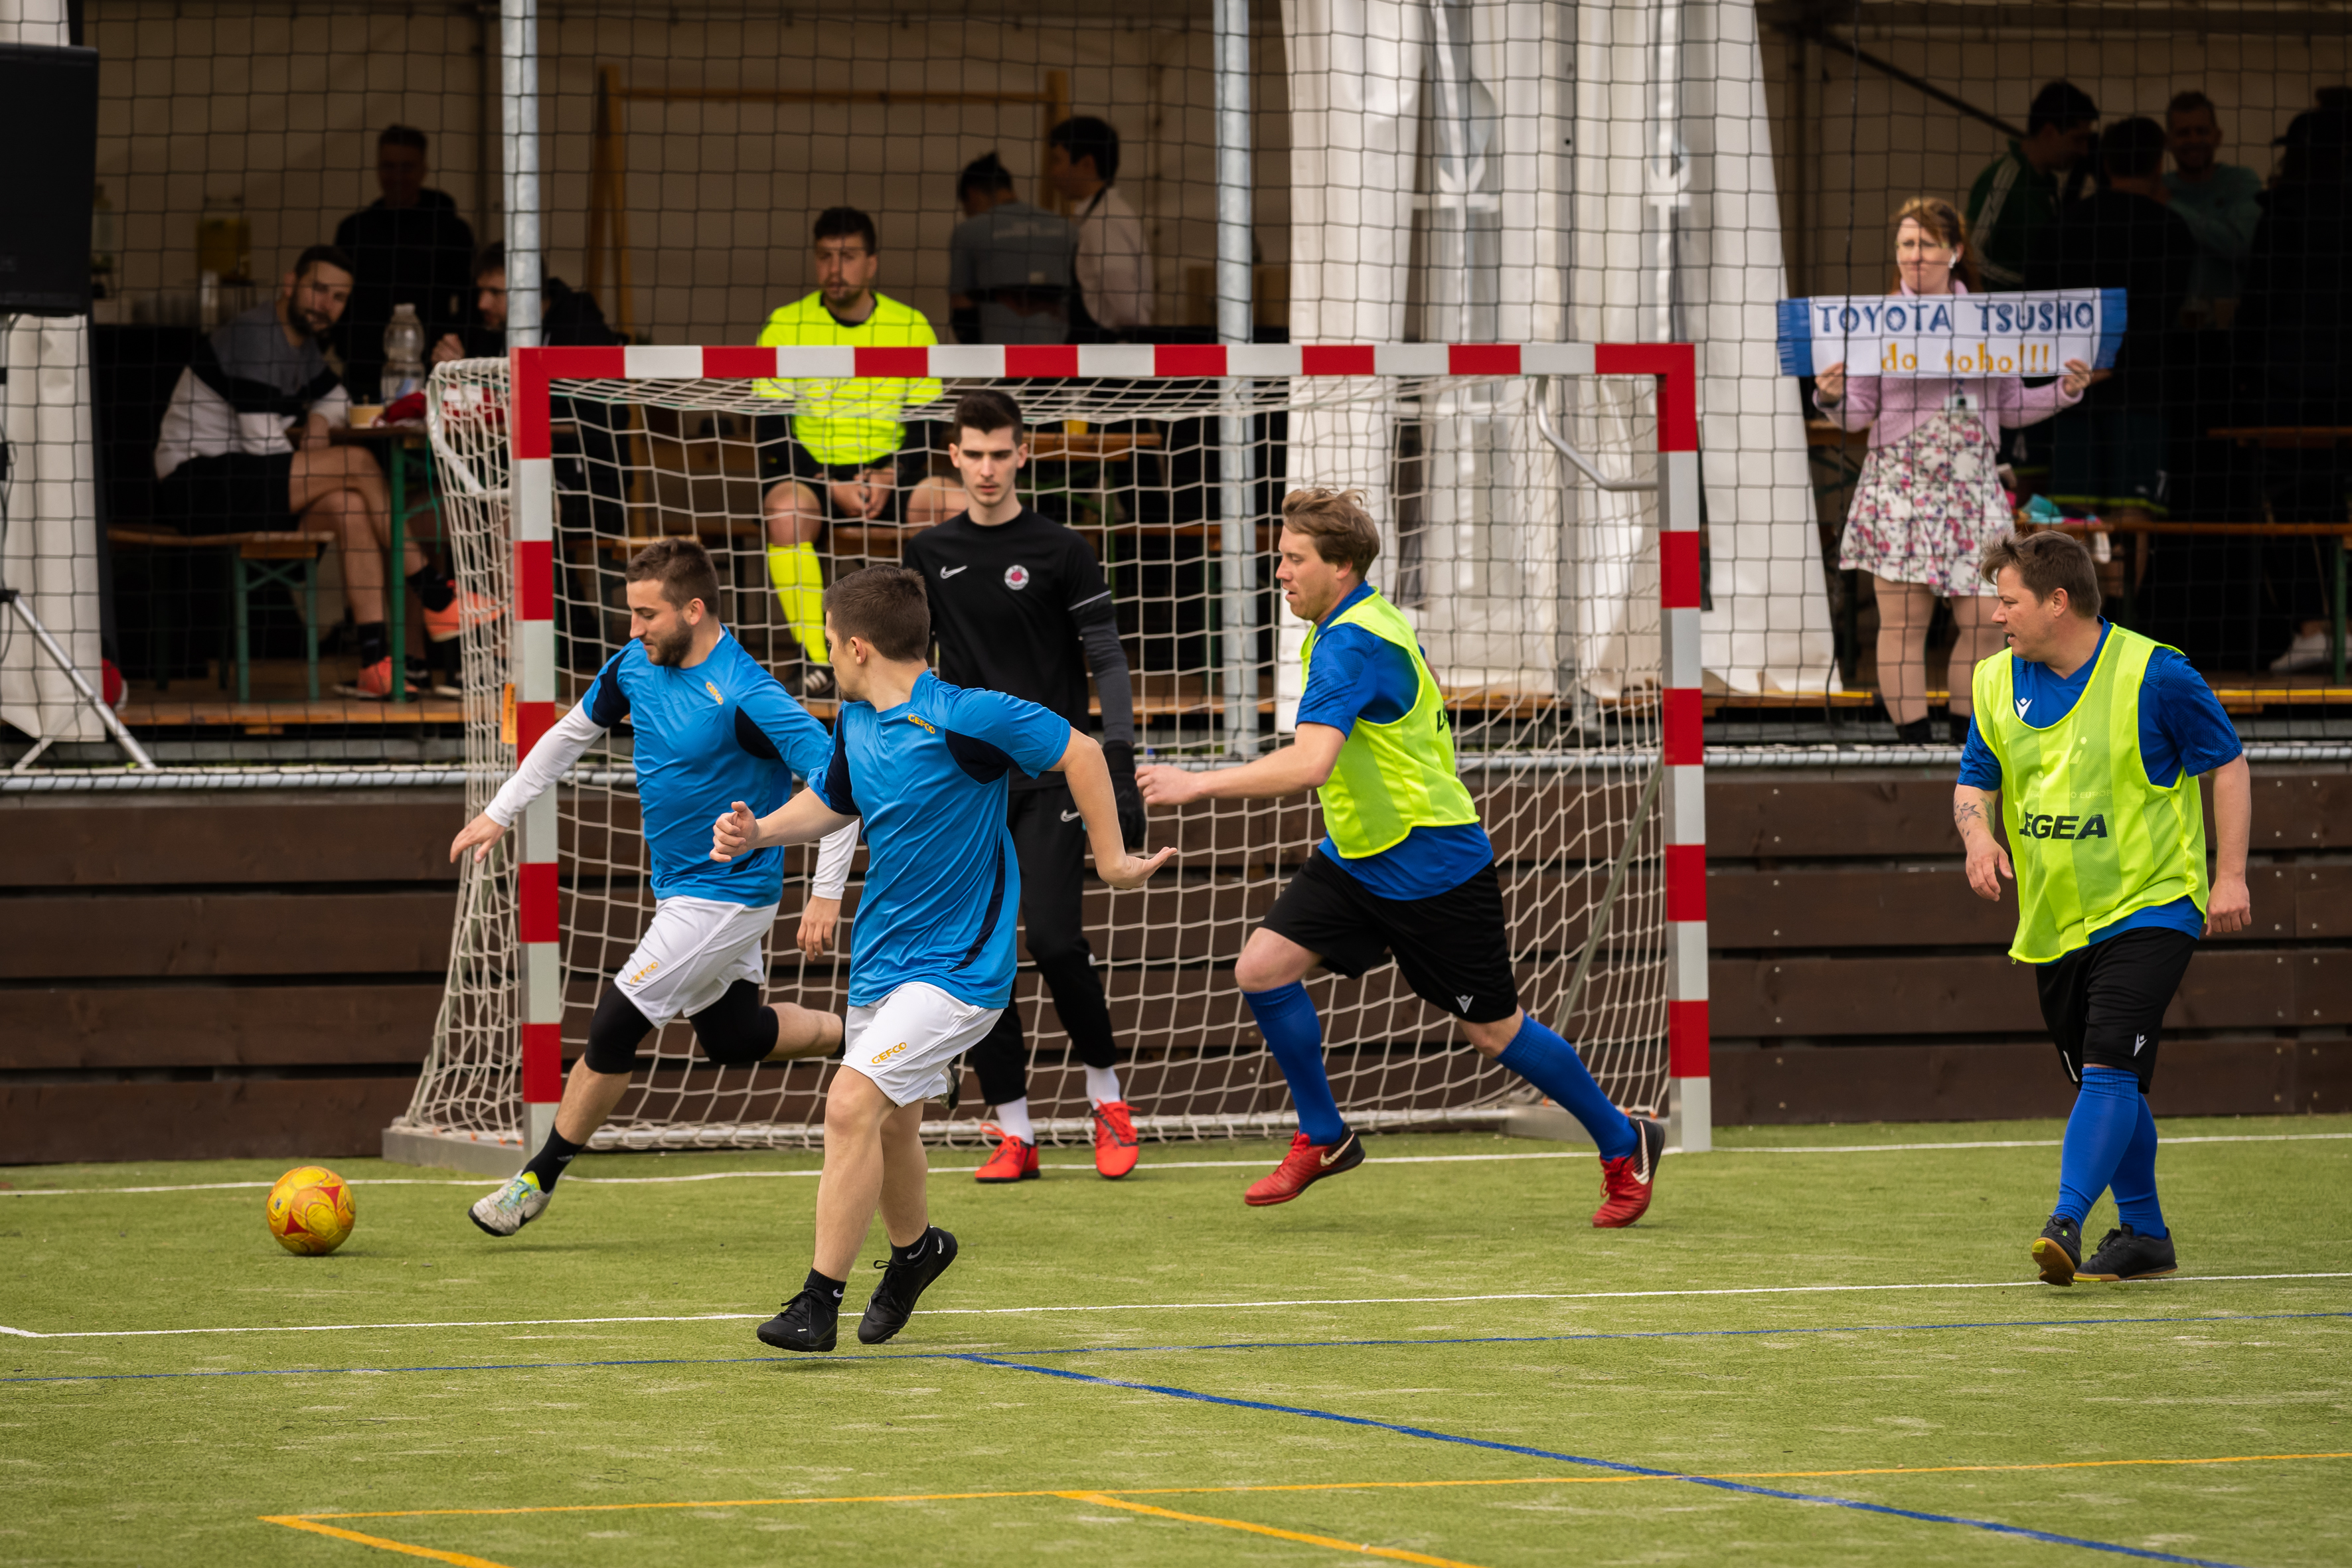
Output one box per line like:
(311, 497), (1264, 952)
(503, 341), (1708, 1154)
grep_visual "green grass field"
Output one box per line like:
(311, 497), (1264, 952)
(5, 1117), (2349, 1568)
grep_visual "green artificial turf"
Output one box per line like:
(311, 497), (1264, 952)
(3, 1117), (2349, 1567)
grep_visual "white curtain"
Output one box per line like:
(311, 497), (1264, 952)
(1, 0), (106, 748)
(1286, 0), (1837, 702)
(1277, 0), (1423, 728)
(1678, 0), (1838, 693)
(1281, 0), (1575, 712)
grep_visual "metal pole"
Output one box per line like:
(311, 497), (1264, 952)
(1650, 0), (1684, 343)
(1213, 0), (1258, 757)
(1, 591), (157, 771)
(500, 0), (542, 349)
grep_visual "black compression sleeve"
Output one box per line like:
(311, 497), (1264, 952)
(1080, 618), (1135, 747)
(584, 985), (655, 1075)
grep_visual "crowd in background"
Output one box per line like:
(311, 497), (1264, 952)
(1816, 78), (2352, 734)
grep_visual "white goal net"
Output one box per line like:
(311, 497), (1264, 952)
(399, 346), (1695, 1154)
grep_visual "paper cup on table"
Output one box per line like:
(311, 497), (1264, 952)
(349, 404), (383, 430)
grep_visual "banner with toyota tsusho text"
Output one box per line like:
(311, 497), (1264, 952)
(1776, 289), (2126, 379)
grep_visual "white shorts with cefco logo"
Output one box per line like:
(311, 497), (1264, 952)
(842, 981), (1002, 1107)
(613, 896), (778, 1028)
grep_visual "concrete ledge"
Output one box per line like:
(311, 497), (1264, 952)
(382, 1125), (527, 1178)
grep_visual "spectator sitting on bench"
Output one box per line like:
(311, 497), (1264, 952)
(152, 243), (463, 700)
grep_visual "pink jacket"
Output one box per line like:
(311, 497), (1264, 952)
(1812, 281), (2083, 451)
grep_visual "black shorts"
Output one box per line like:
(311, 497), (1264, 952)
(155, 452), (297, 534)
(2034, 926), (2198, 1093)
(753, 416), (929, 525)
(1261, 852), (1520, 1024)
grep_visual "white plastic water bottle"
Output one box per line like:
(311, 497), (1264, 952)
(381, 303), (426, 403)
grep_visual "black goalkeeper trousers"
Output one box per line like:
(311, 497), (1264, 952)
(967, 780), (1120, 1108)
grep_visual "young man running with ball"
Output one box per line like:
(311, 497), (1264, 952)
(452, 539), (858, 1236)
(1956, 530), (2250, 1285)
(712, 566), (1170, 1351)
(898, 388), (1150, 1182)
(1137, 489), (1664, 1222)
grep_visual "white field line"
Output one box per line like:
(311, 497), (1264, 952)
(3, 1131), (2346, 1199)
(13, 1273), (2351, 1340)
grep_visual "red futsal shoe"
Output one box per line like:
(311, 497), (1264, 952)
(974, 1128), (1040, 1184)
(1243, 1129), (1364, 1207)
(1591, 1115), (1666, 1228)
(1091, 1099), (1140, 1180)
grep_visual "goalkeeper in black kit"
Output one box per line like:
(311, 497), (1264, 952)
(816, 386), (1150, 1180)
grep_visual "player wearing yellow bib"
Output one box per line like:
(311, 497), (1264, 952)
(1139, 489), (1664, 1224)
(755, 207), (963, 696)
(1954, 531), (2251, 1286)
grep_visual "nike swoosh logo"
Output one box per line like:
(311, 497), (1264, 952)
(1319, 1136), (1354, 1167)
(939, 566), (969, 578)
(1060, 809), (1083, 822)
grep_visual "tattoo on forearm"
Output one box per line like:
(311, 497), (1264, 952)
(1954, 800), (1984, 834)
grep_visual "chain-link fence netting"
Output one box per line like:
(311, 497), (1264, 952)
(10, 1), (2350, 771)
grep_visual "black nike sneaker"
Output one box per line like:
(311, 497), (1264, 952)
(2031, 1214), (2083, 1287)
(757, 1287), (840, 1353)
(856, 1225), (961, 1346)
(2080, 1224), (2178, 1282)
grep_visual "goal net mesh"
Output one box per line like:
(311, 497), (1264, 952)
(402, 358), (1667, 1150)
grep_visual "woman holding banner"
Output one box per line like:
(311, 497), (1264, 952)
(1814, 197), (2100, 745)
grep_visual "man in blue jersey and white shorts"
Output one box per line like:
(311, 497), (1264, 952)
(712, 565), (1170, 1351)
(450, 539), (859, 1237)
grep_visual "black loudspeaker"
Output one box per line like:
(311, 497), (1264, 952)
(0, 43), (98, 316)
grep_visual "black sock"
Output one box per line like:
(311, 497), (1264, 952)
(523, 1127), (586, 1194)
(889, 1229), (934, 1268)
(356, 621), (389, 667)
(803, 1268), (846, 1308)
(408, 564), (457, 613)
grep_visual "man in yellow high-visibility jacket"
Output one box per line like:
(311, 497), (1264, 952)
(1955, 530), (2251, 1287)
(756, 207), (962, 696)
(1137, 489), (1664, 1225)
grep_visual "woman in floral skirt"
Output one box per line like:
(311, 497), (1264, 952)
(1815, 197), (2099, 744)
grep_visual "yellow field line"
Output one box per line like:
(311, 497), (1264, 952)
(258, 1516), (514, 1567)
(1058, 1490), (1489, 1566)
(273, 1449), (2352, 1522)
(259, 1453), (2352, 1568)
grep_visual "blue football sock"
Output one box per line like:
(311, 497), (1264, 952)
(1497, 1015), (1637, 1160)
(2055, 1066), (2142, 1225)
(1243, 982), (1346, 1145)
(2108, 1091), (2168, 1238)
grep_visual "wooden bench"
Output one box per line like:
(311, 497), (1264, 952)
(107, 528), (337, 702)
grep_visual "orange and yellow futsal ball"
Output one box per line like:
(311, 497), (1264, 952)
(266, 1166), (355, 1255)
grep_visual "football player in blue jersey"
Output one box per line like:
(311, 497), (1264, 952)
(712, 564), (1170, 1351)
(450, 539), (859, 1237)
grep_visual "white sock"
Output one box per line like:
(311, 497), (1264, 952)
(992, 1098), (1034, 1144)
(1084, 1065), (1123, 1105)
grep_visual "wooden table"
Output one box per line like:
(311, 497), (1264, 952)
(331, 422), (435, 703)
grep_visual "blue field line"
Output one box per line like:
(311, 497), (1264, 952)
(961, 1353), (2260, 1568)
(5, 1308), (2345, 1385)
